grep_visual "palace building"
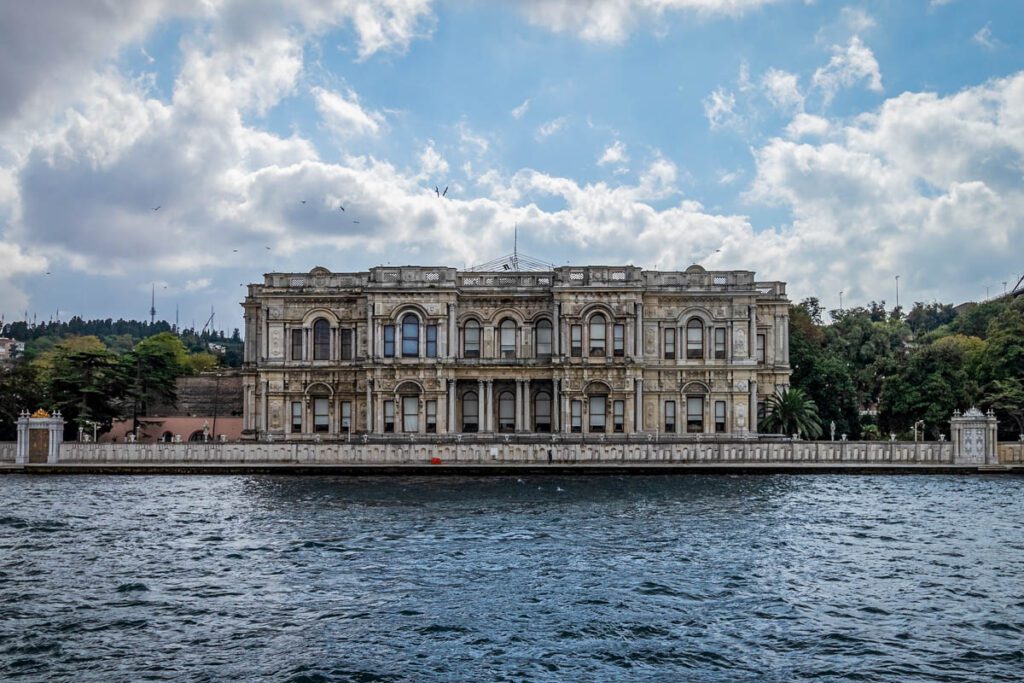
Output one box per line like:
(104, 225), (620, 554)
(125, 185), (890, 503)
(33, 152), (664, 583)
(241, 261), (791, 440)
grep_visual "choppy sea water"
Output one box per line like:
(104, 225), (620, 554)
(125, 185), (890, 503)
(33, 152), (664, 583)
(1, 475), (1023, 682)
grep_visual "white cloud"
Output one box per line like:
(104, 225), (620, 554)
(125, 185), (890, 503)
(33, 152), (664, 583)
(535, 116), (568, 141)
(703, 88), (737, 130)
(761, 68), (804, 113)
(517, 0), (785, 43)
(418, 141), (449, 177)
(313, 86), (384, 138)
(598, 140), (629, 166)
(812, 36), (883, 104)
(185, 278), (211, 291)
(511, 98), (531, 119)
(785, 113), (830, 139)
(749, 72), (1024, 307)
(717, 169), (742, 185)
(972, 23), (998, 51)
(456, 121), (490, 155)
(839, 7), (875, 34)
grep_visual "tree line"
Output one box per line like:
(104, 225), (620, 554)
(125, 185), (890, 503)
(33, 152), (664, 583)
(782, 295), (1024, 441)
(0, 318), (243, 440)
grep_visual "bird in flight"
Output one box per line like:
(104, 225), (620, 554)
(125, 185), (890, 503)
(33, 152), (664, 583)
(152, 206), (161, 211)
(232, 249), (238, 253)
(353, 220), (360, 224)
(434, 185), (448, 198)
(265, 246), (271, 250)
(442, 186), (448, 197)
(338, 205), (345, 211)
(300, 200), (307, 204)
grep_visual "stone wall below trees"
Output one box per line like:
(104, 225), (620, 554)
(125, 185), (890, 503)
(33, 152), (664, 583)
(0, 442), (14, 462)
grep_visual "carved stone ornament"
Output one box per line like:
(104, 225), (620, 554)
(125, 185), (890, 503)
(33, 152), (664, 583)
(31, 408), (50, 418)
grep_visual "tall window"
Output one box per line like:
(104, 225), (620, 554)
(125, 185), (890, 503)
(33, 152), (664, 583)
(313, 319), (331, 360)
(341, 401), (352, 433)
(686, 319), (704, 360)
(664, 401), (676, 433)
(384, 400), (394, 432)
(383, 325), (395, 358)
(664, 328), (676, 360)
(714, 328), (726, 360)
(425, 325), (437, 358)
(757, 334), (766, 363)
(535, 320), (553, 357)
(570, 325), (582, 357)
(463, 391), (479, 432)
(757, 401), (766, 424)
(534, 392), (551, 432)
(571, 400), (582, 433)
(500, 320), (516, 358)
(687, 397), (704, 433)
(291, 401), (302, 432)
(291, 329), (303, 361)
(426, 400), (437, 433)
(464, 320), (480, 358)
(589, 396), (606, 432)
(314, 397), (329, 432)
(498, 391), (515, 432)
(613, 400), (625, 433)
(613, 324), (625, 357)
(589, 314), (606, 357)
(402, 396), (418, 432)
(715, 401), (726, 433)
(340, 329), (353, 360)
(402, 314), (419, 357)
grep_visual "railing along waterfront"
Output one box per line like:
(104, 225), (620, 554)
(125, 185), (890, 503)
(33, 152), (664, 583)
(0, 442), (15, 462)
(54, 438), (960, 466)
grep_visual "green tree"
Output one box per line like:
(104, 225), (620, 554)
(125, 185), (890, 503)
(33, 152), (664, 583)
(759, 388), (823, 439)
(45, 336), (128, 438)
(982, 378), (1024, 439)
(124, 332), (188, 430)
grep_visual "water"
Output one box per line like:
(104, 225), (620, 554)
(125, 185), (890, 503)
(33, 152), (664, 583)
(1, 475), (1023, 682)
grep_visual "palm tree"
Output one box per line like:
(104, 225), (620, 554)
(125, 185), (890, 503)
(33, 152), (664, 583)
(759, 387), (823, 439)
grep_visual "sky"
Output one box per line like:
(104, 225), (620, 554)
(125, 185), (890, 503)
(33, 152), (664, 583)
(1, 0), (1023, 334)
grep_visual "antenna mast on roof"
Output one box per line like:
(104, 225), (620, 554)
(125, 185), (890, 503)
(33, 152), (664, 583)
(512, 223), (519, 272)
(149, 283), (156, 325)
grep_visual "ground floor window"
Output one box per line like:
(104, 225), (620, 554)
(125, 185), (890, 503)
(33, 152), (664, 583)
(715, 401), (726, 433)
(341, 401), (351, 433)
(664, 401), (675, 433)
(499, 391), (515, 432)
(426, 400), (437, 433)
(402, 396), (419, 432)
(534, 392), (551, 432)
(384, 400), (394, 433)
(463, 392), (479, 432)
(613, 400), (625, 433)
(589, 396), (606, 433)
(291, 401), (302, 433)
(571, 400), (582, 433)
(314, 397), (329, 433)
(687, 397), (703, 433)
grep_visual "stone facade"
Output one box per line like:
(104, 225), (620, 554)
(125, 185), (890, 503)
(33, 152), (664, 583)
(241, 264), (792, 441)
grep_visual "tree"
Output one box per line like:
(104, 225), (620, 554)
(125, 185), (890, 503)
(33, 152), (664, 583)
(983, 378), (1024, 439)
(45, 336), (128, 439)
(184, 352), (219, 374)
(124, 332), (188, 430)
(0, 358), (44, 440)
(759, 388), (823, 439)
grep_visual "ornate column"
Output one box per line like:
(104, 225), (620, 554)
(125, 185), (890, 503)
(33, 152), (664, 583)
(635, 377), (644, 432)
(748, 302), (757, 361)
(749, 380), (757, 434)
(366, 302), (374, 360)
(375, 392), (384, 434)
(635, 302), (644, 361)
(552, 302), (561, 356)
(552, 379), (560, 433)
(448, 303), (457, 358)
(485, 380), (494, 432)
(447, 379), (457, 433)
(365, 378), (373, 433)
(515, 380), (523, 432)
(15, 411), (29, 464)
(524, 379), (531, 432)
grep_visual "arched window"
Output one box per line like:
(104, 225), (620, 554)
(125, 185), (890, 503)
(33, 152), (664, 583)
(313, 318), (330, 360)
(401, 313), (419, 357)
(686, 319), (704, 360)
(535, 319), (553, 357)
(161, 432), (174, 443)
(498, 391), (515, 431)
(534, 392), (551, 432)
(464, 320), (481, 358)
(499, 319), (516, 358)
(589, 314), (606, 357)
(463, 391), (479, 432)
(188, 430), (205, 442)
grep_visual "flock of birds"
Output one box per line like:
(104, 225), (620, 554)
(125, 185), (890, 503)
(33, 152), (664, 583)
(133, 185), (453, 287)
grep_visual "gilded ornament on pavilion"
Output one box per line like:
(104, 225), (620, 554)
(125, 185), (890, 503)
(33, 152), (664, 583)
(31, 408), (50, 418)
